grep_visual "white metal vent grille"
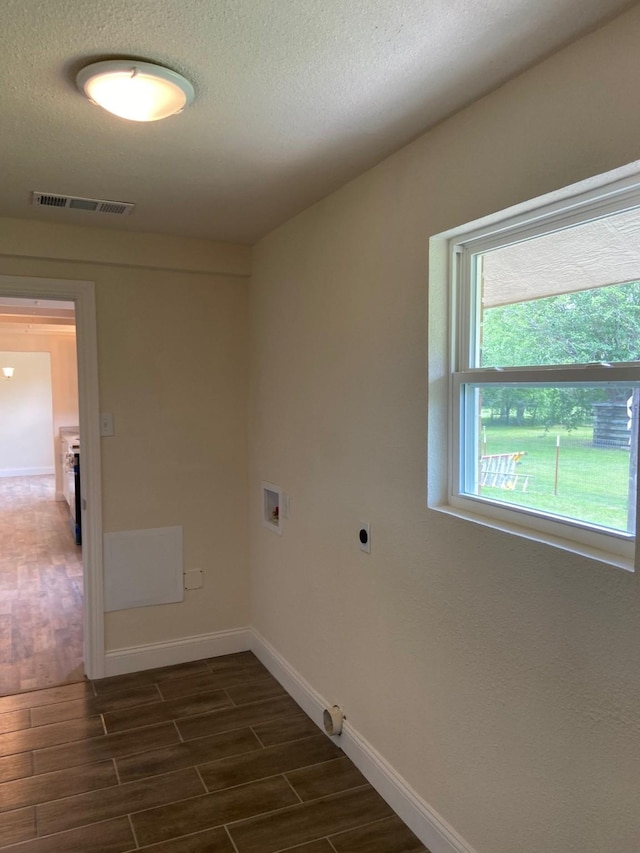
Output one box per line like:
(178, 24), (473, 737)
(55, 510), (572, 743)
(31, 192), (134, 215)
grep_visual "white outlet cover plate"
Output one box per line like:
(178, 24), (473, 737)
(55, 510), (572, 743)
(184, 569), (203, 590)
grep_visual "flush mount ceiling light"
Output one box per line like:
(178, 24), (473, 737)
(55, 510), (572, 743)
(76, 60), (195, 122)
(2, 367), (14, 380)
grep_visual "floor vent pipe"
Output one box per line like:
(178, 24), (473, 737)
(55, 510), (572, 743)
(323, 705), (344, 736)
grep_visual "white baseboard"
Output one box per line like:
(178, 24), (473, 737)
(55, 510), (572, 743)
(0, 466), (55, 478)
(250, 629), (475, 853)
(104, 627), (251, 677)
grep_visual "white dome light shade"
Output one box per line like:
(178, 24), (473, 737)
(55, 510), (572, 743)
(77, 60), (195, 122)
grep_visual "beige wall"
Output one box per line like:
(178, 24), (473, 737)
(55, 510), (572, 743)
(0, 331), (78, 493)
(0, 230), (251, 650)
(249, 8), (640, 853)
(0, 217), (250, 277)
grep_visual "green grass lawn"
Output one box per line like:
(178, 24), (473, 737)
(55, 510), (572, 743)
(479, 423), (633, 532)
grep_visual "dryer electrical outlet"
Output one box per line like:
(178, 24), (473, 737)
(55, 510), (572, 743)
(358, 521), (371, 553)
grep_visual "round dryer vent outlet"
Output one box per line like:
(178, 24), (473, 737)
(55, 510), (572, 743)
(323, 705), (345, 736)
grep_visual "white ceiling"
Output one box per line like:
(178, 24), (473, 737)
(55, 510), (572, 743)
(0, 298), (75, 336)
(0, 0), (635, 245)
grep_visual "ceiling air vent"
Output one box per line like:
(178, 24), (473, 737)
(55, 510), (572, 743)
(31, 192), (135, 216)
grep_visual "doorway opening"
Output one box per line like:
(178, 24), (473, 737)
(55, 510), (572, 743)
(0, 300), (83, 693)
(0, 276), (104, 694)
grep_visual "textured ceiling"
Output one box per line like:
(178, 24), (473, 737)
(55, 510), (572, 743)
(0, 0), (635, 244)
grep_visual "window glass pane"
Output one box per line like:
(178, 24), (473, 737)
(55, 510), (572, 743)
(462, 382), (640, 535)
(478, 207), (640, 368)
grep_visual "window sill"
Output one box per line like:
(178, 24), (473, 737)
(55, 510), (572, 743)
(430, 501), (635, 573)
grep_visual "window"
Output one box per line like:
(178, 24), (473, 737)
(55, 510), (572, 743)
(428, 169), (640, 571)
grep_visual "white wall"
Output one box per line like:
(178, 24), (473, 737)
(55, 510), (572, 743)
(0, 351), (54, 475)
(249, 7), (640, 853)
(0, 332), (78, 493)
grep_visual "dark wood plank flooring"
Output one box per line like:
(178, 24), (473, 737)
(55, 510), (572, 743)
(0, 475), (84, 695)
(0, 652), (429, 852)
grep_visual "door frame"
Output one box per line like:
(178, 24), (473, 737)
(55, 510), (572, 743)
(0, 274), (104, 678)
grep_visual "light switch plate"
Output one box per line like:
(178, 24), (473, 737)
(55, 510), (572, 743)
(100, 412), (114, 436)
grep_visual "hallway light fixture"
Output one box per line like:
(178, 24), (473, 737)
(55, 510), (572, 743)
(2, 367), (14, 380)
(76, 60), (195, 122)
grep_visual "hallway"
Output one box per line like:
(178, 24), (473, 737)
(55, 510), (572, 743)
(0, 476), (83, 695)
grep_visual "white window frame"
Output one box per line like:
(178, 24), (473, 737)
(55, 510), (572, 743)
(428, 166), (640, 573)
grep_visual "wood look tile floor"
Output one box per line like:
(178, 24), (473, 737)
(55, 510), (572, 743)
(0, 653), (429, 852)
(0, 476), (84, 696)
